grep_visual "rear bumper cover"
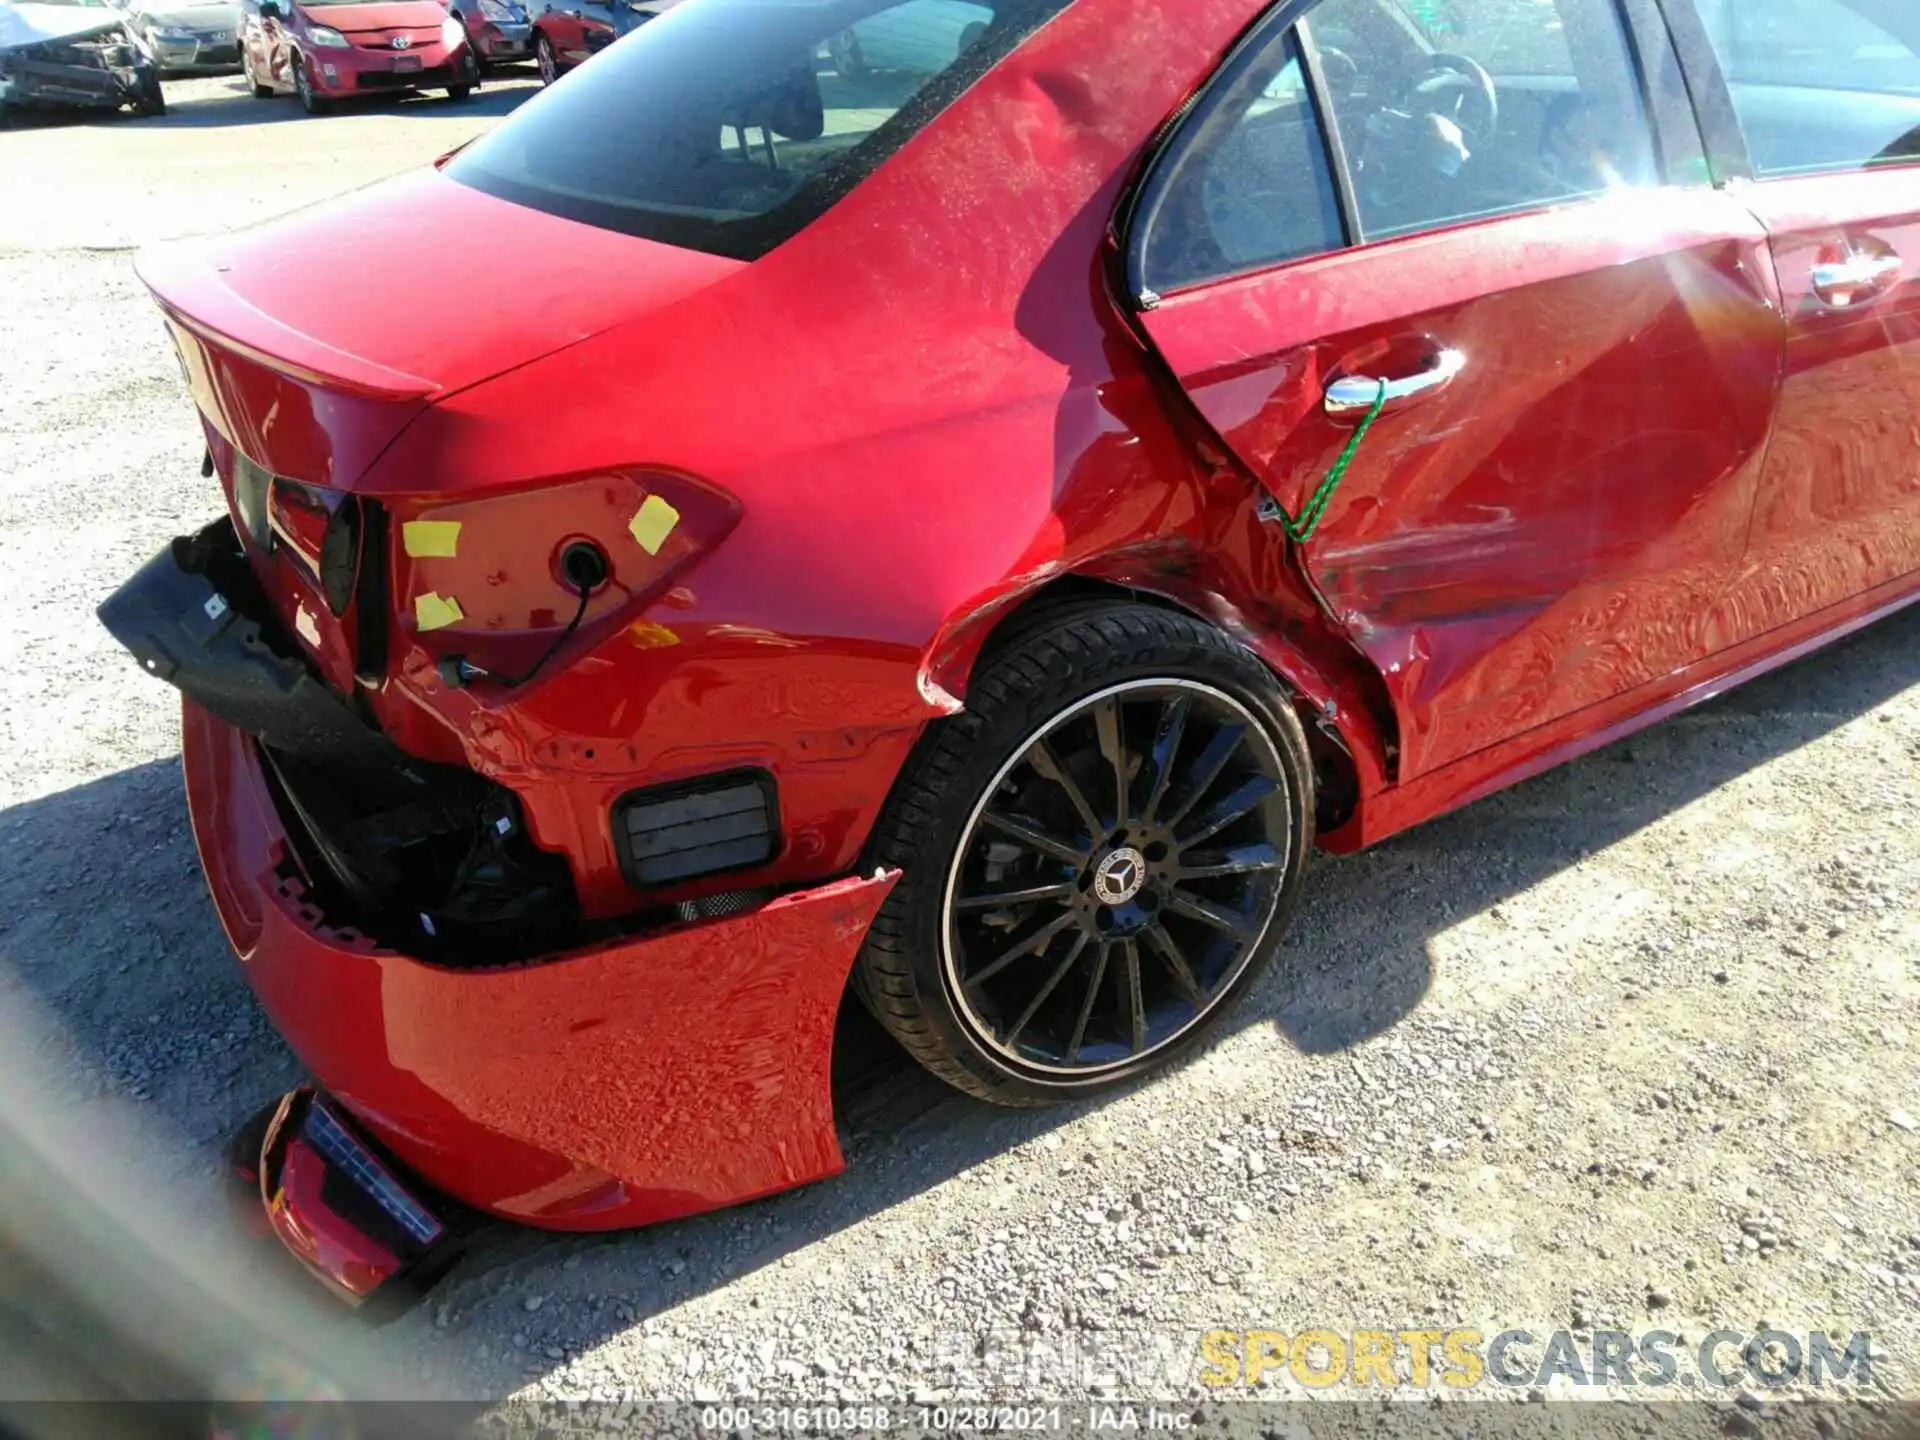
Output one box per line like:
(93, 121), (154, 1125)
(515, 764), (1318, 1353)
(183, 698), (896, 1230)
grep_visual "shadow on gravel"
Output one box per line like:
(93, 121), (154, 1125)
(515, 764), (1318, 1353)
(0, 604), (1913, 1393)
(1272, 602), (1920, 1054)
(0, 73), (539, 132)
(0, 755), (304, 1142)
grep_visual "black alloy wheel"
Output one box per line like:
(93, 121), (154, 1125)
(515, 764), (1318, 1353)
(944, 678), (1291, 1075)
(855, 603), (1314, 1105)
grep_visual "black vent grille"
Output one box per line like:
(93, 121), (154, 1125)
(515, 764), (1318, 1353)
(613, 771), (778, 890)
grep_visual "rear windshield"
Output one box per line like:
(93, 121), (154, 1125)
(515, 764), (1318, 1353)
(446, 0), (1072, 260)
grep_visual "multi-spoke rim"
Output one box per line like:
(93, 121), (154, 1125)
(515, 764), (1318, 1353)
(940, 678), (1292, 1078)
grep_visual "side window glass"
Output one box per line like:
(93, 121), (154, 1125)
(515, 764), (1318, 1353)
(1136, 30), (1347, 294)
(1694, 0), (1920, 176)
(1307, 0), (1659, 242)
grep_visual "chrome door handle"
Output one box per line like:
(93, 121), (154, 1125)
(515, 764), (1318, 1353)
(1325, 348), (1467, 417)
(1812, 251), (1902, 306)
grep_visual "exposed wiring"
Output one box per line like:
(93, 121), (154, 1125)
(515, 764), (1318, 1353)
(488, 581), (592, 689)
(438, 540), (609, 691)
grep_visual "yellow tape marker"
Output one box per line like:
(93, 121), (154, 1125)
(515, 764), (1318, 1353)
(629, 494), (681, 556)
(414, 592), (465, 632)
(402, 520), (462, 559)
(627, 620), (680, 650)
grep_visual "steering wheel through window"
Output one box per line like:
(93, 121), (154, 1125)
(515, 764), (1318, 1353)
(1360, 51), (1501, 179)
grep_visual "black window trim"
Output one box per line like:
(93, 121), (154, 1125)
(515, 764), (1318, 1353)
(1644, 0), (1753, 184)
(1122, 0), (1323, 308)
(1616, 0), (1716, 186)
(1123, 0), (1688, 308)
(1295, 18), (1362, 247)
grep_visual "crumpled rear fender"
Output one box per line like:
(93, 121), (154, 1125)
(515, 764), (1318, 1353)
(916, 560), (1398, 841)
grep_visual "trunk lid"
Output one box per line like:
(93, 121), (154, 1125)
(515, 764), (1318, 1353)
(139, 165), (743, 692)
(140, 165), (740, 455)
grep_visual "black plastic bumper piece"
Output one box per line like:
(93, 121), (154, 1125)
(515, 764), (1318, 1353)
(96, 518), (407, 784)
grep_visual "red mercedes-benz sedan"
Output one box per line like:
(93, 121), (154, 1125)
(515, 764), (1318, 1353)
(101, 0), (1919, 1302)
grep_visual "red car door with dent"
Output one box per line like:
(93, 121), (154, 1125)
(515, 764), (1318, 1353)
(1689, 0), (1920, 633)
(1129, 0), (1784, 781)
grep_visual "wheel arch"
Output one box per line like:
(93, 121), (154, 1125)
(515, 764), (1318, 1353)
(914, 570), (1390, 843)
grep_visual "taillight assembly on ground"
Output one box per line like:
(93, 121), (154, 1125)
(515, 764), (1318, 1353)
(252, 1088), (457, 1310)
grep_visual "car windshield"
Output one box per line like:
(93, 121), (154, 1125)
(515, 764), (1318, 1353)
(446, 0), (1072, 259)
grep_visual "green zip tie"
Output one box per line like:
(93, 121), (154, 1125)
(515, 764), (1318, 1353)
(1272, 379), (1389, 544)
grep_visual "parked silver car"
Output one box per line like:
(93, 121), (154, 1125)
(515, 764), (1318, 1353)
(116, 0), (240, 70)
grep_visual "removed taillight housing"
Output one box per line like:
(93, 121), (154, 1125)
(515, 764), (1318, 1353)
(268, 479), (362, 616)
(387, 469), (740, 689)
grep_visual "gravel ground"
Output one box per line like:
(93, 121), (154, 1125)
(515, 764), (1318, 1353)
(0, 72), (1916, 1425)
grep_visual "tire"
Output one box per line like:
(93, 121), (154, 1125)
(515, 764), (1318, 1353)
(295, 57), (327, 113)
(447, 36), (478, 95)
(854, 603), (1315, 1107)
(534, 32), (558, 85)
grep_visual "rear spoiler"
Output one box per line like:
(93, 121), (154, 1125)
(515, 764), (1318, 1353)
(136, 242), (440, 403)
